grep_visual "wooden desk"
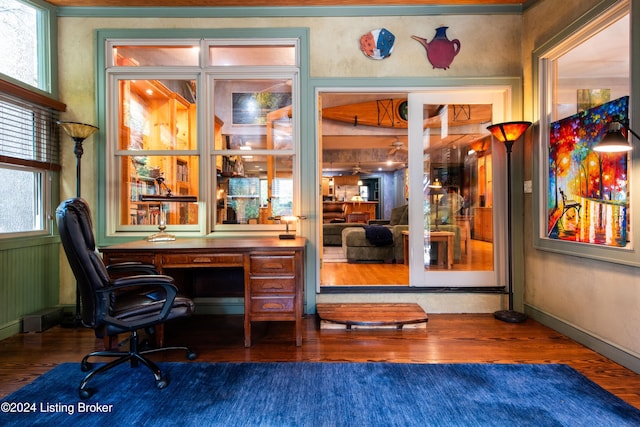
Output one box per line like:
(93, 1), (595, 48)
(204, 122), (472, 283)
(100, 237), (306, 347)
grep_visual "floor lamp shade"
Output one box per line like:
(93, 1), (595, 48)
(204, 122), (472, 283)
(58, 121), (99, 198)
(487, 121), (531, 323)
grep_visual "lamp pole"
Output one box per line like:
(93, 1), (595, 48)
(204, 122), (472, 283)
(503, 139), (516, 319)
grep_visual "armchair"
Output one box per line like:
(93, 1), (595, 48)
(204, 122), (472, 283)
(56, 198), (197, 399)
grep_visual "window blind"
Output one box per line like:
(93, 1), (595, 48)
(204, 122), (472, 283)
(0, 90), (60, 170)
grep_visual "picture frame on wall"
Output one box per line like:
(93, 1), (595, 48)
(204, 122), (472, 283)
(546, 96), (629, 248)
(232, 92), (292, 125)
(577, 88), (610, 113)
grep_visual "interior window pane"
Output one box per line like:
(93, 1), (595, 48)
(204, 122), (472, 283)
(120, 155), (199, 226)
(209, 45), (296, 66)
(118, 79), (197, 151)
(216, 154), (293, 224)
(112, 45), (200, 66)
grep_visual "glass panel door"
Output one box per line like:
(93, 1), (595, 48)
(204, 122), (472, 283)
(407, 89), (510, 287)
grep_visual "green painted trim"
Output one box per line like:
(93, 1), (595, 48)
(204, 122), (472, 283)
(0, 320), (21, 341)
(526, 305), (640, 374)
(57, 5), (523, 18)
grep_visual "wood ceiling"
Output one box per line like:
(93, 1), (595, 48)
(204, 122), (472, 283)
(46, 0), (526, 7)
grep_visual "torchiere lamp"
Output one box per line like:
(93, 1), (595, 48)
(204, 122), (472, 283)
(58, 121), (99, 197)
(57, 121), (99, 327)
(593, 120), (637, 153)
(486, 121), (531, 324)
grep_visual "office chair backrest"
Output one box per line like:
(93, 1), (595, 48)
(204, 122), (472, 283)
(56, 198), (111, 328)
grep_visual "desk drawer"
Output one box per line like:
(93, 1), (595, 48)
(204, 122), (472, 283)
(250, 255), (295, 275)
(103, 253), (156, 266)
(250, 296), (295, 314)
(250, 277), (296, 294)
(162, 253), (243, 267)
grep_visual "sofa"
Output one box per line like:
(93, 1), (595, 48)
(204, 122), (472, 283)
(341, 204), (408, 263)
(339, 204), (462, 264)
(323, 222), (365, 246)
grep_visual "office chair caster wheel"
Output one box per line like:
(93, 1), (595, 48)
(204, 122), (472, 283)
(81, 361), (92, 372)
(79, 387), (94, 399)
(155, 378), (168, 389)
(187, 351), (197, 360)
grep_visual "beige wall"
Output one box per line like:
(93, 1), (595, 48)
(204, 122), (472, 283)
(57, 13), (522, 309)
(522, 0), (640, 361)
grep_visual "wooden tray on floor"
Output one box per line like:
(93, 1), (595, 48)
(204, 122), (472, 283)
(317, 303), (428, 330)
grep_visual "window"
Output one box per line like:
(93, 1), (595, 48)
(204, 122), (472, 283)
(104, 37), (299, 236)
(533, 0), (635, 263)
(0, 88), (59, 236)
(213, 78), (295, 228)
(0, 0), (52, 93)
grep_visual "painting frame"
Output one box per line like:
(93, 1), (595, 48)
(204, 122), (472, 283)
(546, 96), (629, 248)
(232, 92), (292, 126)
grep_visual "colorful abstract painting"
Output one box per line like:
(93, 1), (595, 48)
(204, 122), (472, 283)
(547, 96), (629, 247)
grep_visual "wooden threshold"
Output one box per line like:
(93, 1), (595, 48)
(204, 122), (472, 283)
(317, 303), (428, 330)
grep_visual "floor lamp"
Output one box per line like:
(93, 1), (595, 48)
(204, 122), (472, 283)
(486, 121), (531, 324)
(58, 121), (99, 327)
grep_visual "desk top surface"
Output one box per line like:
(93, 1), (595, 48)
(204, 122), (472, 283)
(100, 236), (306, 252)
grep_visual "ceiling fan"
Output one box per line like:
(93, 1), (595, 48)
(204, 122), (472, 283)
(388, 139), (407, 155)
(352, 162), (372, 175)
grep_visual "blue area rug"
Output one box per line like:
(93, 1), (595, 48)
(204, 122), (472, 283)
(1, 362), (639, 426)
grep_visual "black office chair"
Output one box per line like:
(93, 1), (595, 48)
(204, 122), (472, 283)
(56, 198), (197, 399)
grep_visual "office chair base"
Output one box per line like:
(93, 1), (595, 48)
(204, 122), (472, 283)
(78, 343), (197, 399)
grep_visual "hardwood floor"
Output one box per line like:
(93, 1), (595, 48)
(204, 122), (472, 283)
(321, 239), (493, 285)
(1, 314), (640, 411)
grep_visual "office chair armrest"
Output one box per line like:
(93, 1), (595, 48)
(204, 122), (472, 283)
(106, 262), (159, 277)
(99, 276), (179, 330)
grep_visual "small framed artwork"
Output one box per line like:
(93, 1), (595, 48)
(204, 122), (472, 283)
(577, 89), (610, 113)
(232, 92), (292, 125)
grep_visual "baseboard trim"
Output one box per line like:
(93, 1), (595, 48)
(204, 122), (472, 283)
(526, 305), (640, 374)
(0, 320), (21, 341)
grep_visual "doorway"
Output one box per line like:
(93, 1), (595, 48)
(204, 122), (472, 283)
(319, 87), (509, 288)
